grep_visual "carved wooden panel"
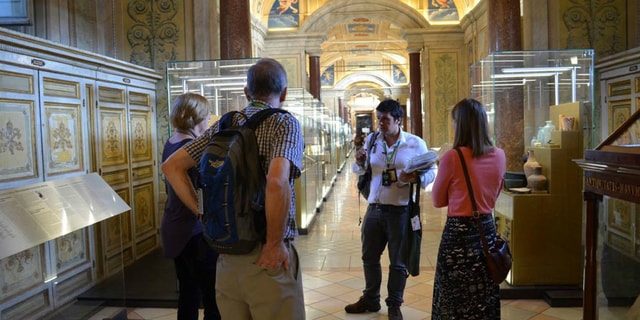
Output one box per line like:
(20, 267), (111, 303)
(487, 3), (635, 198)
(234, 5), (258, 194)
(0, 245), (45, 300)
(608, 79), (631, 97)
(104, 189), (131, 255)
(53, 269), (92, 307)
(54, 229), (90, 274)
(0, 99), (38, 184)
(101, 168), (129, 187)
(0, 70), (34, 94)
(98, 86), (125, 104)
(129, 91), (151, 107)
(42, 77), (80, 99)
(105, 246), (133, 275)
(606, 197), (633, 237)
(131, 165), (153, 181)
(605, 197), (635, 259)
(133, 182), (155, 237)
(0, 288), (50, 320)
(135, 234), (157, 258)
(43, 102), (83, 176)
(129, 110), (152, 163)
(98, 107), (128, 167)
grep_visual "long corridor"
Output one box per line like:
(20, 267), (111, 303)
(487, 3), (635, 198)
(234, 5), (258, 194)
(95, 157), (592, 319)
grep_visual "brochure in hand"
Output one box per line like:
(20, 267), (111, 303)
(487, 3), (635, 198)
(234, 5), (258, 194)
(405, 151), (438, 172)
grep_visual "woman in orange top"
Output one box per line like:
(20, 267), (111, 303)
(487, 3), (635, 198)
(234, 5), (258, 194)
(431, 98), (506, 319)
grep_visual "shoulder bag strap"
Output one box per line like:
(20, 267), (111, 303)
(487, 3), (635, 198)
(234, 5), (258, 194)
(454, 147), (492, 254)
(358, 131), (379, 225)
(364, 131), (379, 170)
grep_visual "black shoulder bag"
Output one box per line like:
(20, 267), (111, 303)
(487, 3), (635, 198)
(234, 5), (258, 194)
(404, 182), (422, 276)
(455, 147), (512, 285)
(357, 132), (379, 199)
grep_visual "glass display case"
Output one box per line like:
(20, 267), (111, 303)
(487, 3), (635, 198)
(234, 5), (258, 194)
(471, 49), (595, 149)
(575, 108), (640, 320)
(167, 59), (261, 127)
(471, 51), (595, 290)
(166, 59), (349, 232)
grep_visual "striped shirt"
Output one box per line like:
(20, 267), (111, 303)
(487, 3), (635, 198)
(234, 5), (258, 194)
(183, 105), (304, 239)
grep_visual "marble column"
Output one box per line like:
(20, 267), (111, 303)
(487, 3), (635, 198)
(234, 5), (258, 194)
(409, 51), (422, 137)
(488, 0), (523, 172)
(220, 0), (251, 59)
(309, 55), (321, 100)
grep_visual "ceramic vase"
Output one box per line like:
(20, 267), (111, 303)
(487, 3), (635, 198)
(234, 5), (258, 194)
(523, 149), (540, 180)
(528, 166), (548, 193)
(541, 120), (555, 144)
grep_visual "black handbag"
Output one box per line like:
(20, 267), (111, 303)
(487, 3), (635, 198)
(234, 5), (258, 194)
(455, 148), (512, 285)
(357, 132), (379, 199)
(404, 182), (422, 277)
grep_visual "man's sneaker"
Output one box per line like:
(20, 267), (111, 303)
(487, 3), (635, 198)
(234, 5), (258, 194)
(344, 296), (381, 313)
(388, 305), (403, 320)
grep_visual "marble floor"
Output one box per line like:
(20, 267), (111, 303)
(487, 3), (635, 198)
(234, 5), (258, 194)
(89, 157), (630, 320)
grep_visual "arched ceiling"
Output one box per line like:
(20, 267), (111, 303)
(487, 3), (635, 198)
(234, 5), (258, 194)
(254, 0), (480, 108)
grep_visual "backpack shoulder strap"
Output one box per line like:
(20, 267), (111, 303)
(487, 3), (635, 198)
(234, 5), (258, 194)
(218, 111), (246, 131)
(244, 108), (289, 130)
(364, 131), (379, 169)
(367, 131), (379, 155)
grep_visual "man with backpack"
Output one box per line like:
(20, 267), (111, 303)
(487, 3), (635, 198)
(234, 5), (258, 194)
(161, 58), (305, 320)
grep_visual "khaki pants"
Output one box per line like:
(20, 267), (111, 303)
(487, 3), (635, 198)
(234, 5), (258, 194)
(215, 241), (305, 320)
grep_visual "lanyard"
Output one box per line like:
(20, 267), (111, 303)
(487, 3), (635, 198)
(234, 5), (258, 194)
(382, 140), (401, 168)
(250, 100), (272, 108)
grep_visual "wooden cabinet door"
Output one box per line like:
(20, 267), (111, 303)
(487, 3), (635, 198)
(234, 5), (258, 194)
(39, 72), (90, 180)
(127, 87), (157, 258)
(0, 63), (42, 189)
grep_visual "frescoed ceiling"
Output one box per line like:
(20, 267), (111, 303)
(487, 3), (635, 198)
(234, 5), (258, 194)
(253, 0), (480, 108)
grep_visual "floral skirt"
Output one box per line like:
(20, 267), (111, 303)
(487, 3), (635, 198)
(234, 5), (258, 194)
(432, 215), (500, 320)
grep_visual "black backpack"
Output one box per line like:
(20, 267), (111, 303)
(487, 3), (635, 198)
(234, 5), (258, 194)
(199, 108), (287, 254)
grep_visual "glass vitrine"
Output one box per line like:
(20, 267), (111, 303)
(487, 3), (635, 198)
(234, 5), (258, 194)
(472, 51), (596, 289)
(166, 59), (260, 125)
(166, 59), (344, 232)
(471, 50), (595, 148)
